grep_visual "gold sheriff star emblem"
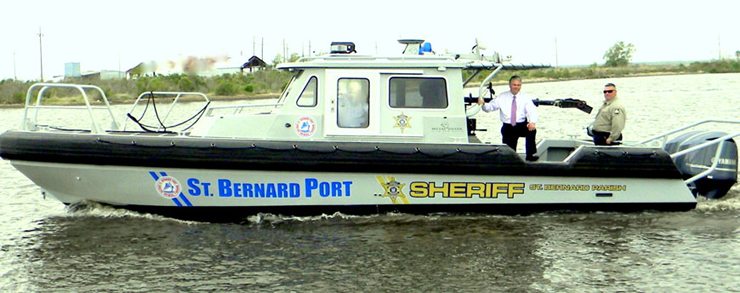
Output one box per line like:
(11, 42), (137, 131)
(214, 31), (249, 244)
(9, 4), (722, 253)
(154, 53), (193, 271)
(375, 176), (409, 204)
(393, 113), (412, 133)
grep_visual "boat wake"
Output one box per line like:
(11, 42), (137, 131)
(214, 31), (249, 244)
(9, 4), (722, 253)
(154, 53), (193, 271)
(242, 211), (373, 226)
(62, 202), (411, 225)
(239, 211), (517, 226)
(60, 184), (740, 225)
(65, 201), (202, 225)
(695, 185), (740, 212)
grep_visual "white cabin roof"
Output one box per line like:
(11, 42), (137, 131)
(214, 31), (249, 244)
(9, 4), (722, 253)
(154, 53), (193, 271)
(277, 54), (468, 70)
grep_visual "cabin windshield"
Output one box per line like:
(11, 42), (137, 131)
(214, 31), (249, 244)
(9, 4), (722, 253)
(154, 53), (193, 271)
(296, 76), (318, 107)
(276, 70), (304, 105)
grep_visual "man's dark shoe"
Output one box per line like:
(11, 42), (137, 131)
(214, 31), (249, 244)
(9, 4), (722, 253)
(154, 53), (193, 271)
(526, 155), (539, 162)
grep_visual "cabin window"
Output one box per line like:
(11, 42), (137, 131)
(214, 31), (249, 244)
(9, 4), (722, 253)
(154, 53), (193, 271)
(297, 76), (318, 107)
(337, 78), (369, 128)
(389, 77), (447, 109)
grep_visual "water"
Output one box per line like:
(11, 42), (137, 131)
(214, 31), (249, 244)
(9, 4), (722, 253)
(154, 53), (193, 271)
(1, 73), (740, 292)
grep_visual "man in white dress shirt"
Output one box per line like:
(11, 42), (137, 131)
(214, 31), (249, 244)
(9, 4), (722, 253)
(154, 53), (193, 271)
(477, 76), (539, 161)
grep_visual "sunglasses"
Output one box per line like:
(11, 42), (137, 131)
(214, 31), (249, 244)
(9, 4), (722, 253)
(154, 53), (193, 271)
(603, 90), (615, 94)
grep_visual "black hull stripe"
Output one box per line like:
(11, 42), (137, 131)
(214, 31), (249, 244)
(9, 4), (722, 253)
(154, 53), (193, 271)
(0, 131), (684, 179)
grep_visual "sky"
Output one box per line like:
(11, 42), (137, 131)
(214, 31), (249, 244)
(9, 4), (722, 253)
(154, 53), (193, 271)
(2, 0), (739, 81)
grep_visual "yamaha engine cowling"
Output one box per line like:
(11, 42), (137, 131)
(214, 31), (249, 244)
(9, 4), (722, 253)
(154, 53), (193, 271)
(664, 131), (738, 199)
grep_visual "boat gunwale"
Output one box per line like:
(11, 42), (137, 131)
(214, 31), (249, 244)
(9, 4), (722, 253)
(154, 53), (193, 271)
(0, 130), (685, 180)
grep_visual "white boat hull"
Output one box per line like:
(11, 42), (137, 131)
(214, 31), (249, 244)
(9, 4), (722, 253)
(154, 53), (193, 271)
(12, 160), (696, 216)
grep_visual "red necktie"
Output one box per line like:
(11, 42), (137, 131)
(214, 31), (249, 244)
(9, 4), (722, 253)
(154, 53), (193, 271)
(510, 96), (517, 126)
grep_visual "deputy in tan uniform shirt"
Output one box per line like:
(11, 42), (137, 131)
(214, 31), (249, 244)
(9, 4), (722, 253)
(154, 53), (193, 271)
(591, 83), (626, 145)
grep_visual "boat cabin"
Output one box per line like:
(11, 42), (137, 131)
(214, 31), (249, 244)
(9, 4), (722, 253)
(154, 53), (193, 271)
(190, 42), (473, 143)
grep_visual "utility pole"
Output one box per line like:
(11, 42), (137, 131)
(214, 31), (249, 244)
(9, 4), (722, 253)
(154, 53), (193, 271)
(38, 27), (44, 81)
(717, 34), (721, 60)
(13, 51), (17, 80)
(554, 37), (559, 67)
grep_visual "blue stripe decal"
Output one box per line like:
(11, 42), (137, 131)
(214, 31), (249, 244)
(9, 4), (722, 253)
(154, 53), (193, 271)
(179, 193), (193, 207)
(159, 172), (168, 177)
(149, 171), (159, 180)
(172, 198), (183, 207)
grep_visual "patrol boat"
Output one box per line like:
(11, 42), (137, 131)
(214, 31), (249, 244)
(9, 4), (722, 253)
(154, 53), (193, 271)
(1, 40), (738, 221)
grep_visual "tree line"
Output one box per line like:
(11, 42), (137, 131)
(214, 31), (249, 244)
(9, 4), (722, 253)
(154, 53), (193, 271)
(2, 43), (740, 105)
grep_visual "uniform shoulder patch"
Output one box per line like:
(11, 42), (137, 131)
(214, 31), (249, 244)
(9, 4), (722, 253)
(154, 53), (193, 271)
(613, 109), (621, 114)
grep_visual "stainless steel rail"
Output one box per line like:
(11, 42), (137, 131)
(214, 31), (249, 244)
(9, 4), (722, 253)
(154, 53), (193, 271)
(22, 83), (119, 134)
(639, 119), (740, 185)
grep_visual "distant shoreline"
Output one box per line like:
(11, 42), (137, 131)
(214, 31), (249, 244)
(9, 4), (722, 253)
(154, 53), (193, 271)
(0, 71), (723, 109)
(0, 93), (280, 109)
(469, 70), (708, 87)
(2, 59), (739, 107)
(0, 70), (698, 109)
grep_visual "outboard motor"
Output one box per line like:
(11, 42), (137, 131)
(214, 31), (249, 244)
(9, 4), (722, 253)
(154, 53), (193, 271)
(664, 131), (738, 199)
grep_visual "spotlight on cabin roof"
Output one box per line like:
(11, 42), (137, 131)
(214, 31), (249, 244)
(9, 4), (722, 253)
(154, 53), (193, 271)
(330, 42), (356, 54)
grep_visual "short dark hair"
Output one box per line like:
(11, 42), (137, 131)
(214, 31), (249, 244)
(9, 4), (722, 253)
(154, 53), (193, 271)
(604, 82), (616, 89)
(509, 75), (522, 84)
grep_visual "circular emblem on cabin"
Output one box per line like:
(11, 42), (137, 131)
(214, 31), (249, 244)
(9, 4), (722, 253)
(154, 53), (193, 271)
(155, 176), (181, 199)
(296, 116), (317, 138)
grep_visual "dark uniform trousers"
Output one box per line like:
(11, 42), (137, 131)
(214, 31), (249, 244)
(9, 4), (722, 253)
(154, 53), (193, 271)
(501, 121), (537, 158)
(592, 130), (623, 146)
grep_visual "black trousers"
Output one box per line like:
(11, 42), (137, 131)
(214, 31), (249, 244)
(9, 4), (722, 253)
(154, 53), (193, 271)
(593, 130), (623, 145)
(501, 122), (537, 157)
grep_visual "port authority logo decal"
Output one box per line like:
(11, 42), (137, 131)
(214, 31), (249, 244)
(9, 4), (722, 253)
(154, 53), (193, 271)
(155, 176), (181, 199)
(393, 113), (412, 133)
(149, 172), (193, 207)
(375, 176), (409, 204)
(296, 116), (317, 138)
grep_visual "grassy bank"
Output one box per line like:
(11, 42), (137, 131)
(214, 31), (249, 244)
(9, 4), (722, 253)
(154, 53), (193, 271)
(0, 69), (293, 105)
(2, 60), (740, 105)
